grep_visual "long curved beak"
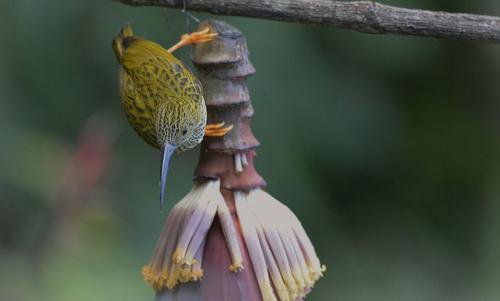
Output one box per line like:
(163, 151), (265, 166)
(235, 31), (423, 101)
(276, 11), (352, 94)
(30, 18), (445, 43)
(160, 143), (176, 211)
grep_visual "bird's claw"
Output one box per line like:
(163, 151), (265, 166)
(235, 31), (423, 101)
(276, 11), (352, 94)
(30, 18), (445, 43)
(167, 27), (217, 53)
(204, 122), (233, 137)
(180, 28), (218, 44)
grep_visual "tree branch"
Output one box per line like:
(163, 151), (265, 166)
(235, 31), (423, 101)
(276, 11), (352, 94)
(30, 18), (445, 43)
(119, 0), (500, 42)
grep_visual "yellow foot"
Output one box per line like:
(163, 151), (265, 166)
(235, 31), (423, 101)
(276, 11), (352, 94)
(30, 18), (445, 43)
(167, 27), (217, 53)
(205, 122), (233, 137)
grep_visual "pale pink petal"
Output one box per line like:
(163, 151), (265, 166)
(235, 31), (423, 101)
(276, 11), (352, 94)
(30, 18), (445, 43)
(235, 191), (276, 301)
(173, 182), (213, 264)
(215, 192), (243, 272)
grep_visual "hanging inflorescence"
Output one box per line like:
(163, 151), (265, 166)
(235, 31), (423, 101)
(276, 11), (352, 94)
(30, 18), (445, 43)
(143, 19), (325, 301)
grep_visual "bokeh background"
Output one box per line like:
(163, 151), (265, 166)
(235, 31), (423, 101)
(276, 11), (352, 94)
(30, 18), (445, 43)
(2, 0), (500, 300)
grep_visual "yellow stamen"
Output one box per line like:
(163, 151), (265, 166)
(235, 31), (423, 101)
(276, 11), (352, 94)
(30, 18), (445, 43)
(229, 262), (244, 272)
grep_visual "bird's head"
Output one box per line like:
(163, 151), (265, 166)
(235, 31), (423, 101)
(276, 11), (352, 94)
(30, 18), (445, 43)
(112, 23), (134, 65)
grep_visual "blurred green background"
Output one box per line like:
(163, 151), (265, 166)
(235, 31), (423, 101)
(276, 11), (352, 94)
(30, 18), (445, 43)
(2, 0), (500, 300)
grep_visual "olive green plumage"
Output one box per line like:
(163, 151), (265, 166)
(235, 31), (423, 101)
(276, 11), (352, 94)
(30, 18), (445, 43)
(112, 23), (207, 153)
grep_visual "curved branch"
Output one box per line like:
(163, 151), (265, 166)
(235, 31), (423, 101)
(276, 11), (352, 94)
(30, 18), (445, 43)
(119, 0), (500, 42)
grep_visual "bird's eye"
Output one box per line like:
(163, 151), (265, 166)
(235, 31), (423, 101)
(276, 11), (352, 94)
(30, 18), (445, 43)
(182, 129), (187, 135)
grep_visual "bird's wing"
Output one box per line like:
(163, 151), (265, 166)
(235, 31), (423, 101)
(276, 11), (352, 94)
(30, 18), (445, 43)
(122, 38), (203, 103)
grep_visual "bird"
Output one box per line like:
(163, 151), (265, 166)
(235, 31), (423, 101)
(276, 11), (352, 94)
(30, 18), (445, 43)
(112, 23), (232, 210)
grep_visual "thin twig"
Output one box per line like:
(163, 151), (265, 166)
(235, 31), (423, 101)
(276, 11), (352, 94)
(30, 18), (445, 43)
(118, 0), (500, 42)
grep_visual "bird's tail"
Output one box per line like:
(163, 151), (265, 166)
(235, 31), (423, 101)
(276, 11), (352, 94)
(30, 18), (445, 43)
(160, 143), (176, 211)
(112, 23), (134, 64)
